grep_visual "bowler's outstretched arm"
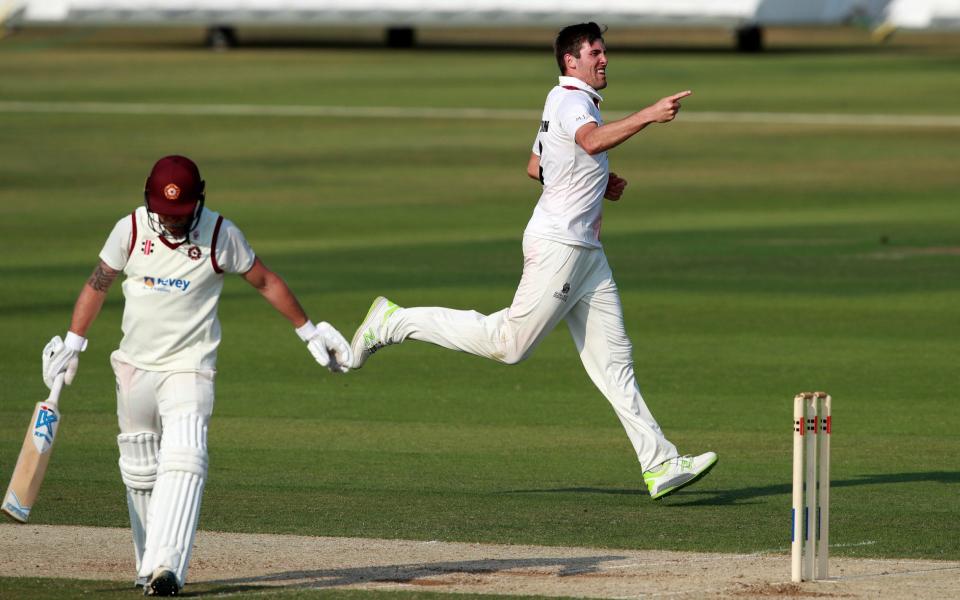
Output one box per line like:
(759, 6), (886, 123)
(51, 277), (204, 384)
(576, 90), (692, 155)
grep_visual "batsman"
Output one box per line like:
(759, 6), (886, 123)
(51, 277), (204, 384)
(351, 23), (716, 499)
(41, 155), (352, 596)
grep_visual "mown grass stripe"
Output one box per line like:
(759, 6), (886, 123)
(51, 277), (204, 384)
(2, 100), (960, 127)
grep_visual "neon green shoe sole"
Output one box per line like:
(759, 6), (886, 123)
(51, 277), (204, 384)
(645, 452), (718, 500)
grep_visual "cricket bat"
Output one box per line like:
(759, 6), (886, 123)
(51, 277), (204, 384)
(2, 373), (65, 523)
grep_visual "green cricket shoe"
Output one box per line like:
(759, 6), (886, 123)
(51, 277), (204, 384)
(350, 296), (401, 369)
(643, 452), (718, 500)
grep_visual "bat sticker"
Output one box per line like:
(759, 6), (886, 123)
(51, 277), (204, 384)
(32, 406), (59, 454)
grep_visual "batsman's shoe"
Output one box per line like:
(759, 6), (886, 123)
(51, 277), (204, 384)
(643, 452), (718, 500)
(144, 568), (179, 597)
(350, 296), (401, 369)
(135, 575), (148, 589)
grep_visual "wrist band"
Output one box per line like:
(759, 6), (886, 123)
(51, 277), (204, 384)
(65, 331), (88, 352)
(295, 320), (318, 342)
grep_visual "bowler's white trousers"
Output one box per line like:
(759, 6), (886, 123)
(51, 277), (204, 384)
(384, 235), (679, 471)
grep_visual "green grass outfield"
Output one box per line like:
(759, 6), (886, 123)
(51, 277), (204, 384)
(1, 25), (959, 597)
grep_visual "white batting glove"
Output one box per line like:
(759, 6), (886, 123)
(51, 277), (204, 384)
(296, 321), (352, 374)
(42, 332), (88, 389)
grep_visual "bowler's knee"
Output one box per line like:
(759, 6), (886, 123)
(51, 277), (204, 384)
(496, 344), (535, 365)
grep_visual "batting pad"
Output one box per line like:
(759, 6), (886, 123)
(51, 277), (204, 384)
(139, 414), (209, 585)
(118, 431), (160, 575)
(118, 431), (161, 490)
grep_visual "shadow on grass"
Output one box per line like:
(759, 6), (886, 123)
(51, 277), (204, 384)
(502, 471), (960, 506)
(193, 555), (625, 596)
(91, 582), (273, 597)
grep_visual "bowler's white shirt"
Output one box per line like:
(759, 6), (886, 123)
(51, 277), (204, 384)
(99, 206), (255, 371)
(525, 76), (608, 248)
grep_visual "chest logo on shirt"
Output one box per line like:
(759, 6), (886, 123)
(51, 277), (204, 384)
(187, 246), (202, 260)
(141, 240), (154, 256)
(143, 276), (192, 293)
(540, 120), (550, 132)
(553, 283), (571, 302)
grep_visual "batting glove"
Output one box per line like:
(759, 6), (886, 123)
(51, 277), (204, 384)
(296, 320), (352, 374)
(42, 331), (88, 389)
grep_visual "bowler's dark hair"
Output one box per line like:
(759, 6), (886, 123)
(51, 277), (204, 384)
(554, 22), (607, 75)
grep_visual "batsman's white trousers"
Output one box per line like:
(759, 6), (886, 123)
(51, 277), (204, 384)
(385, 235), (679, 471)
(111, 352), (214, 587)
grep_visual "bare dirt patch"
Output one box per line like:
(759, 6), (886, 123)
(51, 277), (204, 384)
(2, 524), (958, 599)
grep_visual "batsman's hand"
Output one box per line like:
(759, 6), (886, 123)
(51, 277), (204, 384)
(297, 321), (352, 373)
(42, 332), (87, 389)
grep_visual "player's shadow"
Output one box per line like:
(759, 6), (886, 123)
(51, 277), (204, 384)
(503, 471), (960, 507)
(191, 554), (627, 596)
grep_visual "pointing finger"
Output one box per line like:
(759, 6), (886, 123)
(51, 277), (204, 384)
(668, 90), (693, 101)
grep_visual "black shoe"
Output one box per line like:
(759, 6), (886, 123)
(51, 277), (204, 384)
(144, 569), (179, 596)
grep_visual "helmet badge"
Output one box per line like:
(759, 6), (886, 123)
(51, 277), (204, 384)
(163, 183), (181, 200)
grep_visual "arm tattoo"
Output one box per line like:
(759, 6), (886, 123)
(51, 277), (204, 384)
(87, 261), (119, 292)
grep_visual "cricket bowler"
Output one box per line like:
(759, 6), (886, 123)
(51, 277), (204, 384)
(349, 23), (717, 500)
(41, 155), (352, 595)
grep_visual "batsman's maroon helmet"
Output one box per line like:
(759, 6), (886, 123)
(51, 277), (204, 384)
(144, 155), (205, 216)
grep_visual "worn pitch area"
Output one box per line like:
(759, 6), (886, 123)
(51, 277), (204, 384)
(2, 524), (958, 599)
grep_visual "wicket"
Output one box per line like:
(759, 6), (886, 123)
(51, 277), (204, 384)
(791, 391), (831, 582)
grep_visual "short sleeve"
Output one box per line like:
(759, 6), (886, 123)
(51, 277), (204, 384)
(556, 94), (598, 137)
(214, 219), (256, 274)
(98, 214), (133, 271)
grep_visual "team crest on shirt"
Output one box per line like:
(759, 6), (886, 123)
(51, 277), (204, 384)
(553, 282), (571, 302)
(187, 246), (202, 260)
(141, 239), (154, 255)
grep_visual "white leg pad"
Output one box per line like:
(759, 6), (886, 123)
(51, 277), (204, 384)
(138, 414), (208, 587)
(117, 432), (160, 575)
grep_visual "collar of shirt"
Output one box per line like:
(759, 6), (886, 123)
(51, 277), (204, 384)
(557, 76), (604, 105)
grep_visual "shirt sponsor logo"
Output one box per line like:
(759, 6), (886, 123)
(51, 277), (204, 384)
(143, 276), (191, 292)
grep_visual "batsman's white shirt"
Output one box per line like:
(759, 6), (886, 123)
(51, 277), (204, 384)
(99, 206), (255, 371)
(525, 76), (608, 248)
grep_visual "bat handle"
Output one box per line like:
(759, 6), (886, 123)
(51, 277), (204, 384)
(47, 373), (66, 407)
